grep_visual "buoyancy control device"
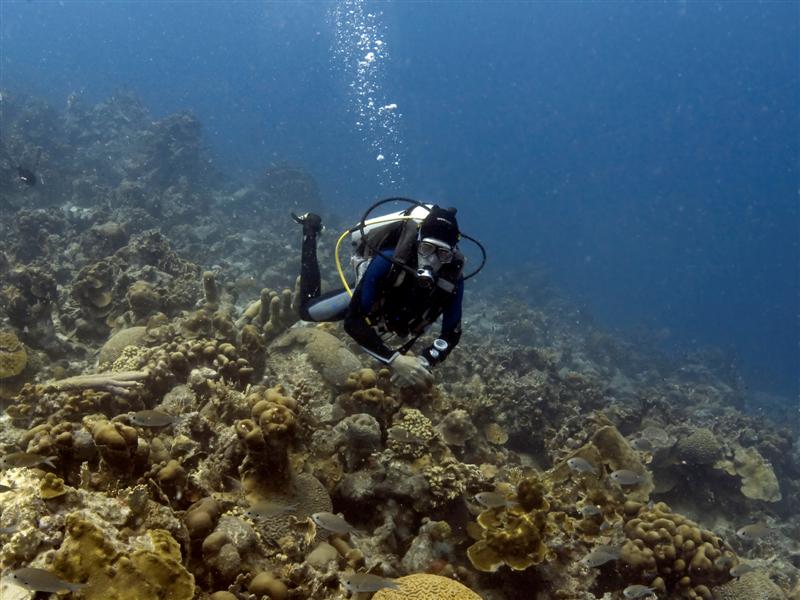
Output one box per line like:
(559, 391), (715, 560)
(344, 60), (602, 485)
(334, 198), (486, 297)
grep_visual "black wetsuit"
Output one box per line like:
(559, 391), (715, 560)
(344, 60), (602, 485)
(297, 232), (463, 367)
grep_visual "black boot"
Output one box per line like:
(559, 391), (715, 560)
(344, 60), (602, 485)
(291, 212), (323, 237)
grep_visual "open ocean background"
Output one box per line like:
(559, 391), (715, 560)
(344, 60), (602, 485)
(1, 0), (797, 402)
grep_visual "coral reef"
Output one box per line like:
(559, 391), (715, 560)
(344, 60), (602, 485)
(0, 87), (796, 600)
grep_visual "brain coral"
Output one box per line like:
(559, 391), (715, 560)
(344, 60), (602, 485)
(677, 427), (722, 465)
(372, 574), (482, 599)
(712, 571), (786, 600)
(0, 330), (27, 379)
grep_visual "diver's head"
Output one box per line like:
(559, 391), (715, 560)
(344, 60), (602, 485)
(416, 206), (459, 288)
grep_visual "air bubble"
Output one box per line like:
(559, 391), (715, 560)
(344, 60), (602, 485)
(332, 0), (404, 188)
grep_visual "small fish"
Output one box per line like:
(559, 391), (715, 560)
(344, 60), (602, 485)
(713, 554), (736, 570)
(387, 426), (425, 445)
(729, 562), (757, 577)
(623, 584), (656, 599)
(341, 572), (399, 593)
(567, 457), (598, 476)
(640, 426), (669, 444)
(17, 166), (37, 186)
(610, 469), (645, 486)
(6, 567), (87, 593)
(580, 504), (602, 517)
(474, 492), (510, 509)
(246, 500), (298, 520)
(582, 546), (621, 567)
(0, 483), (16, 493)
(0, 526), (16, 535)
(736, 522), (770, 540)
(0, 453), (57, 470)
(630, 438), (654, 452)
(311, 512), (359, 536)
(130, 410), (179, 427)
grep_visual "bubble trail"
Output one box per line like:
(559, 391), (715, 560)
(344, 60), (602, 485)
(332, 0), (404, 188)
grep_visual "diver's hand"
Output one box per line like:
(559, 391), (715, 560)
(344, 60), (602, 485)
(390, 354), (433, 389)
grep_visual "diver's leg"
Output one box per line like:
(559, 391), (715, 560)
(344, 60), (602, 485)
(293, 213), (324, 320)
(304, 289), (351, 322)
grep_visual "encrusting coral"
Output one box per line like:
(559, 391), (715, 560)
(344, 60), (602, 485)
(0, 329), (27, 379)
(52, 512), (195, 600)
(467, 474), (560, 572)
(715, 443), (782, 503)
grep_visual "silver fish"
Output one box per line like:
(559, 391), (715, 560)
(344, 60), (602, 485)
(610, 469), (645, 486)
(387, 426), (425, 444)
(474, 492), (510, 509)
(0, 453), (57, 470)
(0, 483), (16, 492)
(567, 457), (598, 476)
(580, 504), (602, 517)
(729, 562), (757, 577)
(623, 584), (656, 599)
(6, 567), (87, 593)
(311, 512), (359, 536)
(582, 547), (621, 567)
(246, 500), (298, 520)
(713, 554), (736, 570)
(0, 526), (16, 534)
(736, 522), (770, 540)
(130, 410), (179, 427)
(630, 438), (654, 452)
(341, 572), (399, 593)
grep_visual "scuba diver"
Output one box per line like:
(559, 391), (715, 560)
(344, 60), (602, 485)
(1, 145), (41, 187)
(292, 198), (485, 389)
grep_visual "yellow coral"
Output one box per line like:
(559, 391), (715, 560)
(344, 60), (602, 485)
(0, 330), (27, 379)
(467, 476), (563, 572)
(40, 472), (68, 499)
(715, 445), (782, 502)
(620, 502), (733, 598)
(53, 513), (194, 600)
(372, 574), (482, 599)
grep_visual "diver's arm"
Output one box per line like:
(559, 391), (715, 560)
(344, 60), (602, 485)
(420, 278), (464, 367)
(343, 253), (399, 364)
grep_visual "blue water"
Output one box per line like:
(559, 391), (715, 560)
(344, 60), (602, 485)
(2, 0), (797, 399)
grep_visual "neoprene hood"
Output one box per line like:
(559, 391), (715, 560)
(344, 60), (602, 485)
(419, 206), (460, 247)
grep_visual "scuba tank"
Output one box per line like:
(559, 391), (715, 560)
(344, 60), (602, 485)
(348, 203), (433, 286)
(333, 197), (486, 297)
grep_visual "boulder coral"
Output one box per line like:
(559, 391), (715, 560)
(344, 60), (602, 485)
(677, 427), (723, 465)
(620, 502), (734, 598)
(372, 573), (482, 600)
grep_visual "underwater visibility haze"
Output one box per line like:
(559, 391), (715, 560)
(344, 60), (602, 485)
(0, 1), (798, 599)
